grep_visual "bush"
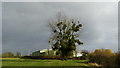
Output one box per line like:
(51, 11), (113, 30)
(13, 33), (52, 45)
(114, 52), (120, 68)
(89, 49), (117, 68)
(2, 52), (15, 58)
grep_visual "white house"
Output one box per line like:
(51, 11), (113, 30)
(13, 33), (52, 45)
(31, 49), (82, 57)
(73, 52), (82, 57)
(31, 49), (56, 56)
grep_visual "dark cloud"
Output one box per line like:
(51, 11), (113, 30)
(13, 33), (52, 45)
(2, 2), (118, 55)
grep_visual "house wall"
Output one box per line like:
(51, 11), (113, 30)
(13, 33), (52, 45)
(31, 50), (56, 56)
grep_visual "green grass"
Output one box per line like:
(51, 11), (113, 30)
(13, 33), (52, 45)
(1, 58), (99, 68)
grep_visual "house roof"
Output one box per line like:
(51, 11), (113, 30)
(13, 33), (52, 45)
(40, 49), (52, 53)
(32, 49), (52, 53)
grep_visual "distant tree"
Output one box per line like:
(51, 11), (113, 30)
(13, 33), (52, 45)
(81, 50), (89, 60)
(104, 49), (112, 54)
(47, 49), (50, 56)
(94, 49), (102, 54)
(16, 52), (21, 57)
(2, 52), (14, 58)
(49, 13), (83, 60)
(93, 49), (113, 57)
(0, 54), (2, 58)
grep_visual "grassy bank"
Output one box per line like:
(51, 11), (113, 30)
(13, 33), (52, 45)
(1, 58), (99, 67)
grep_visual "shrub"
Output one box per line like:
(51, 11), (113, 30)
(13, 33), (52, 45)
(2, 52), (15, 58)
(89, 49), (116, 68)
(114, 52), (120, 68)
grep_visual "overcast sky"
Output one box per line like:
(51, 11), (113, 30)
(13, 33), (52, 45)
(2, 2), (118, 55)
(2, 0), (119, 2)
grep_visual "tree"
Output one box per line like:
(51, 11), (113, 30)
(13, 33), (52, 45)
(49, 13), (83, 60)
(16, 52), (21, 57)
(81, 50), (89, 60)
(2, 52), (14, 58)
(94, 49), (102, 54)
(104, 49), (112, 54)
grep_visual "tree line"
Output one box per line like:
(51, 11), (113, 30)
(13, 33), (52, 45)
(1, 52), (21, 58)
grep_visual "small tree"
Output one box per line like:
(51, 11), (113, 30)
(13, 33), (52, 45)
(49, 13), (83, 60)
(81, 50), (89, 60)
(104, 49), (112, 54)
(16, 52), (21, 58)
(2, 52), (14, 58)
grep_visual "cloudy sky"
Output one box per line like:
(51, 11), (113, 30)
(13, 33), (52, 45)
(2, 2), (118, 55)
(0, 2), (1, 54)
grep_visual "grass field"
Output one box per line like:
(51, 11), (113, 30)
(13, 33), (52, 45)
(0, 58), (100, 68)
